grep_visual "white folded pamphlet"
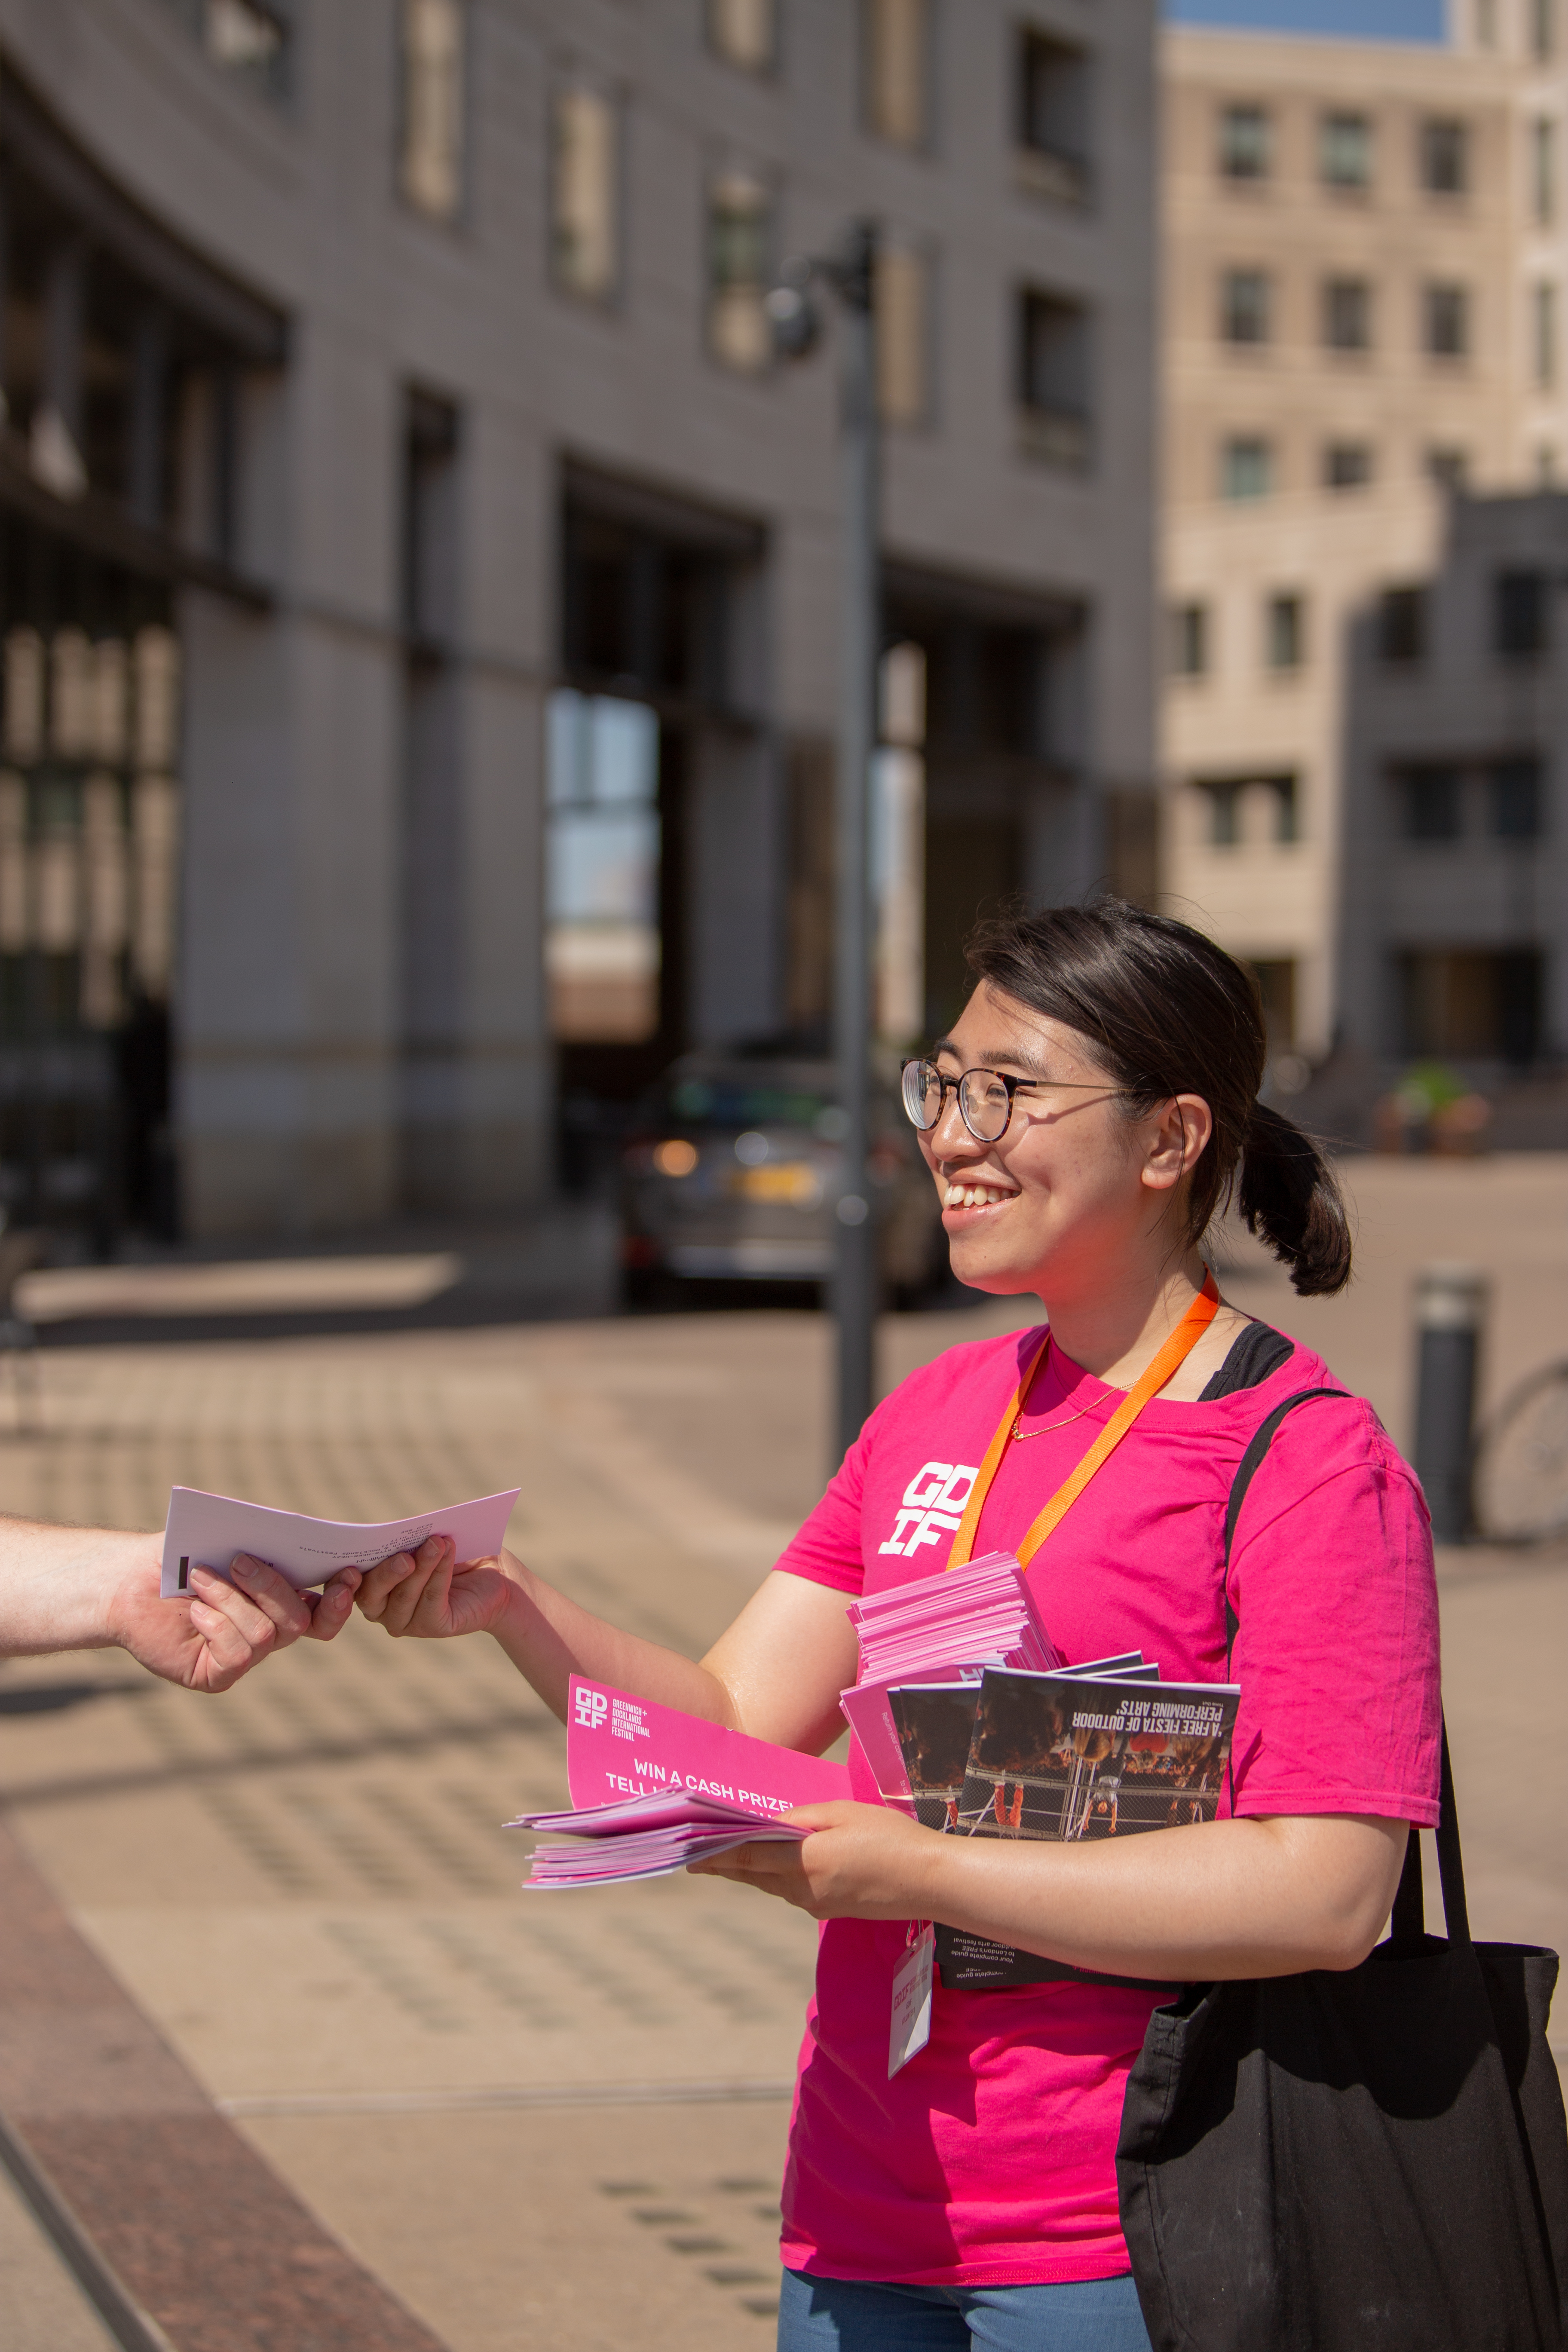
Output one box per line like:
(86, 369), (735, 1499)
(159, 1485), (521, 1599)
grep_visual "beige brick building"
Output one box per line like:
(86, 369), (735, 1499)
(1162, 3), (1563, 1057)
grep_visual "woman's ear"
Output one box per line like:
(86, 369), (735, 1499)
(1139, 1094), (1213, 1194)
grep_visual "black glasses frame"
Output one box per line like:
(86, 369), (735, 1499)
(901, 1058), (1119, 1143)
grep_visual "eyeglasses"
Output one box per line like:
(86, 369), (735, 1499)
(900, 1057), (1121, 1144)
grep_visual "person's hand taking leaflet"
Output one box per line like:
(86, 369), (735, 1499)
(690, 1800), (1411, 1982)
(0, 1515), (360, 1694)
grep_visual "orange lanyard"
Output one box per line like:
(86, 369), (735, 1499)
(946, 1272), (1221, 1571)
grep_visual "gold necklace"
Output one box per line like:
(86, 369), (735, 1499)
(1009, 1339), (1101, 1441)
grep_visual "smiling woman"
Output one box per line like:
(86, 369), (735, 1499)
(350, 899), (1439, 2352)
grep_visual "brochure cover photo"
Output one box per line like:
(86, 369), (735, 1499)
(886, 1684), (982, 1831)
(958, 1668), (1240, 1845)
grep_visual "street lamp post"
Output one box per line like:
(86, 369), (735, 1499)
(767, 220), (882, 1462)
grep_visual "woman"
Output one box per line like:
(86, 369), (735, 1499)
(355, 902), (1441, 2352)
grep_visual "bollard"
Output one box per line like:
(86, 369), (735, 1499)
(1412, 1265), (1488, 1543)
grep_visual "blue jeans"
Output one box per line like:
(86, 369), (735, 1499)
(777, 2269), (1154, 2352)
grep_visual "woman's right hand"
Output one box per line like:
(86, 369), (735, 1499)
(354, 1533), (517, 1639)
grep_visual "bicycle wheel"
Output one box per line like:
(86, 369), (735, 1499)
(1473, 1361), (1568, 1543)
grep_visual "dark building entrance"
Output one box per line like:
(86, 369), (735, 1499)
(550, 465), (767, 1184)
(0, 516), (181, 1240)
(884, 566), (1090, 1035)
(0, 60), (285, 1243)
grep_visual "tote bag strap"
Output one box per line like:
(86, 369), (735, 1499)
(1221, 1385), (1470, 1955)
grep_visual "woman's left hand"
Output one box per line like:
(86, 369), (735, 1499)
(689, 1800), (945, 1922)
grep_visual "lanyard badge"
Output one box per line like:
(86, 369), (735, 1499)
(889, 1920), (935, 2077)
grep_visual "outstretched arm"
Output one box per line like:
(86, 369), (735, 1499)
(0, 1516), (359, 1696)
(355, 1537), (858, 1756)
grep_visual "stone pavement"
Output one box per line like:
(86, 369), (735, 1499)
(0, 1152), (1564, 2349)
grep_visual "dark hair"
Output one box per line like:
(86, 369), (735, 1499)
(962, 900), (1351, 1296)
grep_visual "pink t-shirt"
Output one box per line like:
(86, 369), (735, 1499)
(775, 1321), (1441, 2288)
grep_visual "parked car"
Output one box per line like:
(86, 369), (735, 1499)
(619, 1046), (944, 1307)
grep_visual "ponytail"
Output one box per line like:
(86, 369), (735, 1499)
(963, 899), (1354, 1297)
(1237, 1100), (1352, 1297)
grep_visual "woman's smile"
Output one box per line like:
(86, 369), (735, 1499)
(942, 1178), (1018, 1215)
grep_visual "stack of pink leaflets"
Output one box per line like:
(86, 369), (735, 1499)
(511, 1675), (852, 1888)
(839, 1551), (1062, 1807)
(520, 1789), (809, 1885)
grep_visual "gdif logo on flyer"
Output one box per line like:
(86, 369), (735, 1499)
(573, 1686), (609, 1730)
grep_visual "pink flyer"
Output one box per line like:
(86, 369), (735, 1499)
(567, 1676), (851, 1816)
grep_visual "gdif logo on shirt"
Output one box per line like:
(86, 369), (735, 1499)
(878, 1462), (980, 1558)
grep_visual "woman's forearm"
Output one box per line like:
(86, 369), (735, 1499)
(491, 1561), (734, 1727)
(924, 1812), (1409, 1980)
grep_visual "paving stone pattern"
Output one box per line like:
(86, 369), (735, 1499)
(0, 1322), (838, 2350)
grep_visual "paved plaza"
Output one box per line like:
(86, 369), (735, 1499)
(0, 1154), (1565, 2349)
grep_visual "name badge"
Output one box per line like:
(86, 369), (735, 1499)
(888, 1922), (935, 2077)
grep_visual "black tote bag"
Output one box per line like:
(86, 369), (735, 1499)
(1116, 1393), (1568, 2352)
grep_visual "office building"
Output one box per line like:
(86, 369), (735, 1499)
(1162, 3), (1561, 1057)
(1339, 490), (1568, 1076)
(0, 0), (1157, 1238)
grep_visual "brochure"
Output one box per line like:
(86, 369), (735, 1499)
(957, 1667), (1239, 1846)
(513, 1788), (811, 1886)
(511, 1679), (853, 1890)
(839, 1552), (1061, 1801)
(565, 1675), (851, 1813)
(886, 1660), (1237, 1991)
(159, 1484), (521, 1598)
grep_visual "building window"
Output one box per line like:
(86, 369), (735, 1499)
(1204, 781), (1241, 845)
(1170, 601), (1210, 678)
(1249, 958), (1297, 1047)
(1400, 949), (1542, 1063)
(1495, 568), (1548, 660)
(1379, 585), (1427, 663)
(876, 241), (931, 426)
(1016, 30), (1092, 205)
(1322, 275), (1371, 352)
(1320, 110), (1372, 190)
(1194, 772), (1295, 846)
(863, 0), (930, 150)
(1402, 766), (1463, 840)
(1427, 446), (1469, 490)
(545, 691), (662, 1044)
(1490, 755), (1543, 839)
(1534, 282), (1558, 389)
(1424, 282), (1470, 360)
(1534, 0), (1556, 60)
(401, 389), (460, 642)
(551, 83), (619, 302)
(1221, 268), (1271, 346)
(1532, 118), (1556, 226)
(1017, 289), (1092, 469)
(1324, 441), (1374, 490)
(1420, 117), (1468, 196)
(1218, 103), (1271, 182)
(1266, 591), (1305, 671)
(398, 0), (466, 224)
(191, 0), (291, 100)
(707, 0), (777, 71)
(1220, 435), (1272, 500)
(707, 170), (772, 373)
